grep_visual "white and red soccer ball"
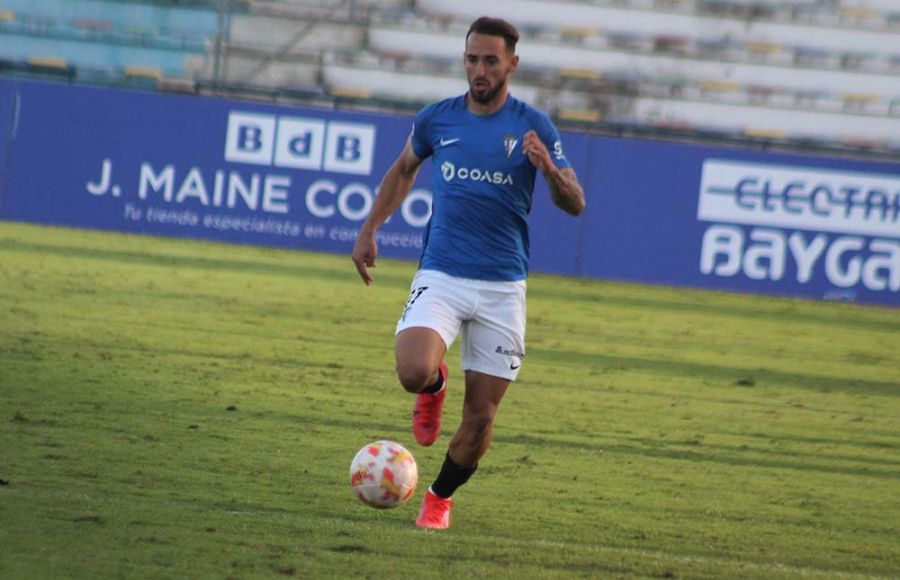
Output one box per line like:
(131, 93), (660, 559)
(349, 440), (418, 509)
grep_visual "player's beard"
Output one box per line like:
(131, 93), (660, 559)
(469, 77), (506, 105)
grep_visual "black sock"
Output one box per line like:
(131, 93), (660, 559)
(421, 369), (444, 394)
(431, 453), (477, 499)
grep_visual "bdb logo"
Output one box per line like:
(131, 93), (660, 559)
(224, 111), (376, 175)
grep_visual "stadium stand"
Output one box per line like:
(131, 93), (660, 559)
(0, 0), (226, 87)
(355, 0), (900, 150)
(1, 0), (898, 156)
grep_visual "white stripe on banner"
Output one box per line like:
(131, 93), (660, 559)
(698, 159), (900, 239)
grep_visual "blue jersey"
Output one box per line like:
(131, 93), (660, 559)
(410, 94), (571, 281)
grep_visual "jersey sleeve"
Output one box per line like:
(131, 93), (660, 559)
(410, 106), (434, 160)
(536, 113), (572, 171)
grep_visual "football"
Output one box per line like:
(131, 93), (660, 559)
(349, 440), (418, 509)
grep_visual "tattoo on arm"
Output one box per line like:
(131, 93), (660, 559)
(546, 168), (585, 216)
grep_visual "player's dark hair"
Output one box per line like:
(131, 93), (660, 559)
(466, 17), (519, 53)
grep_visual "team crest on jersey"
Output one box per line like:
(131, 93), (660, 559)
(503, 134), (519, 158)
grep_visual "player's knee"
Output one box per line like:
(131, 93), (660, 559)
(395, 361), (435, 393)
(461, 410), (495, 440)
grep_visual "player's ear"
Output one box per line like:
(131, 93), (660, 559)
(509, 54), (519, 72)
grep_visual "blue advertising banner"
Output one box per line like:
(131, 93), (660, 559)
(0, 78), (431, 259)
(0, 77), (897, 307)
(579, 138), (900, 306)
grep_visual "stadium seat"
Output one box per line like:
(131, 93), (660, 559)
(558, 108), (602, 123)
(560, 68), (601, 80)
(27, 56), (69, 70)
(73, 18), (111, 33)
(124, 66), (163, 80)
(157, 76), (197, 94)
(743, 128), (787, 139)
(792, 45), (831, 66)
(560, 26), (596, 43)
(838, 5), (878, 23)
(699, 80), (740, 93)
(607, 32), (647, 51)
(744, 41), (784, 55)
(841, 92), (880, 110)
(24, 56), (75, 80)
(695, 37), (733, 56)
(742, 83), (769, 100)
(653, 34), (690, 54)
(839, 136), (888, 150)
(793, 89), (828, 104)
(329, 86), (373, 100)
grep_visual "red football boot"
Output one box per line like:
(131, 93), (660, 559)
(415, 489), (453, 529)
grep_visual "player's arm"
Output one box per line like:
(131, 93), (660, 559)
(544, 167), (584, 216)
(351, 138), (424, 285)
(523, 130), (585, 216)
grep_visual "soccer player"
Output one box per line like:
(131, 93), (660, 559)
(351, 16), (586, 529)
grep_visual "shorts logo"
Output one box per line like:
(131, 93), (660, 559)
(496, 346), (524, 370)
(400, 286), (429, 322)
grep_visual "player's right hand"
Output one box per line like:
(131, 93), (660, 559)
(351, 232), (377, 285)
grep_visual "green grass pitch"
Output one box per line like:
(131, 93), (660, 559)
(1, 221), (898, 579)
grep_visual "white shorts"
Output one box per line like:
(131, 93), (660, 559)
(395, 269), (526, 381)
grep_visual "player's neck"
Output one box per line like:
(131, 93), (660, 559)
(466, 89), (509, 116)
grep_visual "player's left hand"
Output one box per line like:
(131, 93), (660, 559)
(351, 231), (377, 285)
(523, 130), (556, 176)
